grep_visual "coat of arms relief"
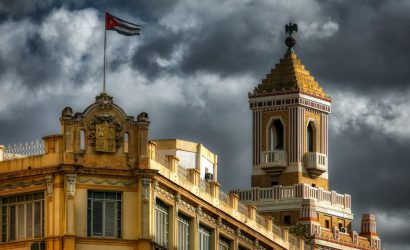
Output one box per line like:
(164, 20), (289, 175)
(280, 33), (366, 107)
(88, 115), (122, 153)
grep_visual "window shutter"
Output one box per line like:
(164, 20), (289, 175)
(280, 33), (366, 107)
(26, 203), (33, 238)
(34, 202), (41, 238)
(9, 206), (16, 241)
(92, 201), (103, 236)
(17, 205), (25, 240)
(104, 201), (116, 237)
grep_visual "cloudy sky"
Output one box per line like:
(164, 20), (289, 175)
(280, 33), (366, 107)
(0, 0), (408, 249)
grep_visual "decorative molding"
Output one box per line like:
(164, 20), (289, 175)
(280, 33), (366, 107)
(77, 178), (136, 186)
(141, 178), (151, 202)
(66, 174), (76, 199)
(156, 184), (175, 201)
(0, 178), (46, 191)
(45, 175), (53, 200)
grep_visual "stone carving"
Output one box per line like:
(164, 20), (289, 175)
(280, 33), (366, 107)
(45, 175), (53, 199)
(88, 114), (122, 153)
(66, 174), (76, 199)
(95, 92), (114, 109)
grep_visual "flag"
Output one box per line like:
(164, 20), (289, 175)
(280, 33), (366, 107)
(105, 12), (140, 36)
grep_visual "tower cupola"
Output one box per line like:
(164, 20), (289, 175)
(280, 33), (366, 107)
(250, 22), (331, 189)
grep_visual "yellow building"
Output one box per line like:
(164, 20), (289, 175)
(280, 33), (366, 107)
(0, 23), (381, 250)
(0, 92), (309, 250)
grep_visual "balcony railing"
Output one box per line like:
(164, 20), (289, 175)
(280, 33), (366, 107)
(260, 150), (287, 175)
(304, 152), (327, 178)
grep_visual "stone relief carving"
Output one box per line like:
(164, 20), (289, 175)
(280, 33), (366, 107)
(88, 114), (122, 153)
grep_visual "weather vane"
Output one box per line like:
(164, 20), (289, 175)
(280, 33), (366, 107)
(285, 21), (298, 51)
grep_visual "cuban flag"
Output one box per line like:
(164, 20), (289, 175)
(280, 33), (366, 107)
(105, 12), (140, 36)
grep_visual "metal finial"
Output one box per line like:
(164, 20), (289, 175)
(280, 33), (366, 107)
(285, 21), (298, 50)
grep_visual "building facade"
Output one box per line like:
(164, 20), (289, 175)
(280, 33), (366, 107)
(0, 92), (309, 250)
(0, 24), (381, 250)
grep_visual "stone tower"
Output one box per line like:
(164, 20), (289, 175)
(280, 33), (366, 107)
(249, 43), (331, 190)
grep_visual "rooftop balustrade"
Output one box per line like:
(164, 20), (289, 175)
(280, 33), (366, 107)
(235, 184), (352, 213)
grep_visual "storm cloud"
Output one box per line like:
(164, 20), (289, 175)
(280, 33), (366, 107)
(0, 1), (408, 249)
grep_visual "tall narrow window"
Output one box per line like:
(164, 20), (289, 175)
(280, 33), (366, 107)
(269, 120), (284, 150)
(307, 122), (314, 152)
(199, 225), (211, 250)
(178, 214), (190, 250)
(0, 192), (44, 242)
(155, 199), (169, 248)
(124, 132), (129, 153)
(80, 129), (85, 151)
(219, 236), (230, 250)
(87, 191), (122, 238)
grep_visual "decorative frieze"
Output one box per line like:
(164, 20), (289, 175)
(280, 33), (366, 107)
(0, 178), (47, 191)
(77, 177), (136, 186)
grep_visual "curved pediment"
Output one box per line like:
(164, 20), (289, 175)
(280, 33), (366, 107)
(59, 93), (150, 169)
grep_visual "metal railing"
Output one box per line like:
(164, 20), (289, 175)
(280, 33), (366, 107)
(2, 141), (44, 161)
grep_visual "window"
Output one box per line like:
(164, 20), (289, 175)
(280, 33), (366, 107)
(0, 192), (44, 242)
(80, 129), (85, 151)
(307, 122), (314, 152)
(155, 199), (168, 248)
(269, 120), (284, 150)
(87, 191), (122, 238)
(178, 214), (190, 250)
(123, 132), (129, 153)
(219, 236), (230, 250)
(284, 215), (291, 225)
(338, 222), (343, 230)
(325, 220), (330, 229)
(199, 225), (211, 250)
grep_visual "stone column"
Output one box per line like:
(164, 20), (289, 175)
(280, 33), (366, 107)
(141, 177), (153, 239)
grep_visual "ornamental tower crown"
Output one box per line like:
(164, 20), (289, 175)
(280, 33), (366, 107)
(250, 22), (331, 189)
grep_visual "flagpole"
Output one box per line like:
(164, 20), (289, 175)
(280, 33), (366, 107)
(103, 11), (107, 93)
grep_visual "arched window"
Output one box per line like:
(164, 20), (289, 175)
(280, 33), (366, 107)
(124, 132), (129, 153)
(307, 122), (315, 152)
(269, 119), (284, 150)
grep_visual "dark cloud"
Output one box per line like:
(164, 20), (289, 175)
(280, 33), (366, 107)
(0, 1), (408, 249)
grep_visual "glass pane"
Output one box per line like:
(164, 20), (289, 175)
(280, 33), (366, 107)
(92, 201), (103, 236)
